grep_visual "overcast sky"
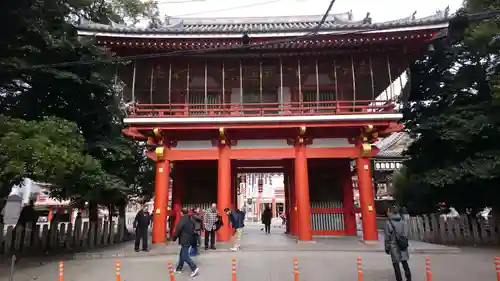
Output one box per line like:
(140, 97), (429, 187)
(156, 0), (464, 22)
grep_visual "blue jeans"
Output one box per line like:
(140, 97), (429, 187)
(190, 232), (201, 256)
(176, 245), (197, 271)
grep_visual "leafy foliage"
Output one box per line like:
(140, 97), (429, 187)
(0, 116), (104, 210)
(0, 0), (156, 216)
(398, 1), (500, 214)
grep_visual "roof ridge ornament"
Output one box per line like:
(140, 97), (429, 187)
(411, 11), (417, 21)
(362, 12), (372, 25)
(348, 10), (353, 21)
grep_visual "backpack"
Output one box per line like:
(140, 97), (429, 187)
(214, 215), (223, 231)
(389, 220), (409, 251)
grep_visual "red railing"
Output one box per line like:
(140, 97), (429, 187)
(128, 100), (396, 118)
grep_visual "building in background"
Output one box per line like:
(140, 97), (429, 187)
(241, 173), (285, 221)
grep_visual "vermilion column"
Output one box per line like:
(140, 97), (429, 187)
(289, 163), (297, 236)
(294, 143), (313, 241)
(217, 144), (232, 242)
(171, 165), (183, 236)
(271, 196), (277, 218)
(231, 170), (237, 210)
(283, 169), (291, 233)
(356, 157), (378, 241)
(341, 161), (357, 236)
(152, 159), (170, 244)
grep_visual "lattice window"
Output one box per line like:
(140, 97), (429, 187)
(188, 92), (221, 115)
(303, 91), (336, 112)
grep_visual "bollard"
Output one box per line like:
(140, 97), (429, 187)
(115, 260), (121, 281)
(357, 258), (363, 281)
(293, 258), (299, 281)
(232, 258), (237, 281)
(168, 260), (176, 281)
(425, 257), (432, 281)
(8, 255), (16, 281)
(495, 257), (500, 281)
(59, 261), (64, 281)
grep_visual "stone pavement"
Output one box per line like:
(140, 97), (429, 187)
(2, 224), (499, 281)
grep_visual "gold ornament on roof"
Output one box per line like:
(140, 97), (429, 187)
(361, 143), (372, 156)
(155, 146), (165, 161)
(299, 126), (306, 136)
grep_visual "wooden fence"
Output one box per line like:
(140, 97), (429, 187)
(407, 214), (499, 245)
(0, 218), (127, 256)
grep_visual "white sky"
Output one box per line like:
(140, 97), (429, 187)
(156, 0), (464, 21)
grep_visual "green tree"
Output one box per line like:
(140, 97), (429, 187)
(70, 0), (164, 26)
(398, 3), (500, 214)
(0, 116), (105, 222)
(0, 0), (155, 222)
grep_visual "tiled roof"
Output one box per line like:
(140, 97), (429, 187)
(77, 9), (451, 35)
(375, 131), (413, 158)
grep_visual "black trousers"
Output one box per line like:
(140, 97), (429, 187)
(204, 229), (215, 248)
(392, 260), (412, 281)
(134, 228), (148, 250)
(264, 223), (271, 233)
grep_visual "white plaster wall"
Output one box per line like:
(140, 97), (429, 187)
(309, 138), (353, 148)
(171, 140), (214, 150)
(233, 139), (289, 149)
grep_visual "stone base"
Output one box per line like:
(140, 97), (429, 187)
(296, 239), (317, 244)
(359, 240), (379, 246)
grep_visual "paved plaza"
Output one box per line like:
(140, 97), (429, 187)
(2, 224), (499, 281)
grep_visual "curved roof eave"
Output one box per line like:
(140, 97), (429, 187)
(75, 11), (451, 39)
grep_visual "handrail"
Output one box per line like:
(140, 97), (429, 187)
(127, 100), (396, 117)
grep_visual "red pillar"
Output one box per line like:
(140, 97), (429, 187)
(294, 143), (312, 241)
(271, 196), (277, 218)
(356, 157), (378, 241)
(152, 159), (170, 244)
(171, 165), (183, 236)
(289, 163), (298, 236)
(217, 144), (232, 242)
(284, 169), (291, 233)
(341, 161), (357, 236)
(231, 168), (237, 210)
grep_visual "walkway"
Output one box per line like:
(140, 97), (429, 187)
(1, 224), (498, 281)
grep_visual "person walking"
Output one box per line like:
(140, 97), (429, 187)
(224, 207), (245, 251)
(190, 207), (203, 256)
(133, 205), (151, 252)
(261, 205), (272, 234)
(384, 206), (412, 281)
(203, 203), (218, 250)
(173, 208), (199, 277)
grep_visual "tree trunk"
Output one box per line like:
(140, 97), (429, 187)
(118, 204), (129, 240)
(108, 204), (114, 243)
(88, 201), (99, 244)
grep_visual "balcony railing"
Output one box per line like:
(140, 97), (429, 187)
(128, 100), (396, 118)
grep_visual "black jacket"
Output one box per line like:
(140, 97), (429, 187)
(229, 210), (245, 229)
(173, 215), (196, 246)
(261, 209), (272, 225)
(133, 210), (151, 229)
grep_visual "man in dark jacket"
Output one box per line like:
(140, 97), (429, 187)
(224, 207), (245, 251)
(261, 205), (272, 234)
(173, 208), (199, 277)
(133, 205), (151, 252)
(189, 207), (203, 256)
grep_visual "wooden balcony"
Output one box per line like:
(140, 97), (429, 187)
(128, 100), (396, 118)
